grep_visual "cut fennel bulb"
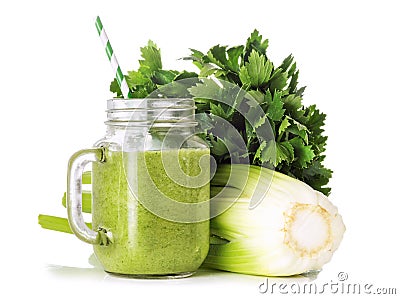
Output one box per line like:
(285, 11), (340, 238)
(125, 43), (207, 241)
(208, 164), (345, 276)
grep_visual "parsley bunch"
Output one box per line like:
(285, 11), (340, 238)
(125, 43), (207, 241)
(110, 31), (332, 195)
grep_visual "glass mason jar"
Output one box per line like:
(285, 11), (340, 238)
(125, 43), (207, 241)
(66, 98), (210, 278)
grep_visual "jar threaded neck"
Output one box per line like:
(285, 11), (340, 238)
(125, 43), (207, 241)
(106, 98), (197, 127)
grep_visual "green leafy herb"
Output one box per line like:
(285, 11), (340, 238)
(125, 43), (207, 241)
(109, 40), (198, 99)
(110, 31), (332, 195)
(186, 30), (332, 194)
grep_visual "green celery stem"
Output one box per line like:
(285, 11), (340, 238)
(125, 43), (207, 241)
(38, 215), (92, 234)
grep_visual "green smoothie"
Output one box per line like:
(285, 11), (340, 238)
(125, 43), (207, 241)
(92, 148), (210, 276)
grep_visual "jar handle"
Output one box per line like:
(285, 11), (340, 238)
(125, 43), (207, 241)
(66, 148), (112, 245)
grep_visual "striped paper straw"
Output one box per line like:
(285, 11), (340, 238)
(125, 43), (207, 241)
(95, 16), (131, 98)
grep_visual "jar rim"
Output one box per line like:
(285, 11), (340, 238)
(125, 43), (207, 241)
(105, 98), (197, 127)
(107, 98), (195, 111)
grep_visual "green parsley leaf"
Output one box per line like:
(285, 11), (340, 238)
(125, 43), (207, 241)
(174, 71), (198, 81)
(199, 63), (221, 77)
(126, 70), (150, 87)
(239, 66), (252, 87)
(289, 137), (315, 168)
(110, 78), (122, 97)
(282, 94), (304, 119)
(139, 40), (162, 76)
(210, 102), (229, 119)
(246, 90), (265, 104)
(240, 50), (273, 88)
(278, 116), (290, 135)
(152, 70), (179, 85)
(244, 29), (269, 61)
(267, 91), (285, 121)
(269, 68), (288, 92)
(259, 140), (276, 166)
(276, 141), (295, 165)
(208, 45), (229, 69)
(226, 46), (244, 72)
(279, 54), (294, 72)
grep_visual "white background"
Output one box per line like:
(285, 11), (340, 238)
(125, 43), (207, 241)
(1, 0), (399, 298)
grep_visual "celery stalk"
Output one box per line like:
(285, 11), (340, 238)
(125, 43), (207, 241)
(206, 164), (345, 276)
(61, 191), (92, 213)
(82, 171), (91, 184)
(38, 215), (92, 234)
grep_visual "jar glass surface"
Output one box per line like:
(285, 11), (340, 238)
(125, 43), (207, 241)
(91, 98), (210, 277)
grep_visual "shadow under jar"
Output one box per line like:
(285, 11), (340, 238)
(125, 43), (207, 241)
(67, 98), (210, 278)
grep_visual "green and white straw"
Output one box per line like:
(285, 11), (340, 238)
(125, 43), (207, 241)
(95, 16), (131, 98)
